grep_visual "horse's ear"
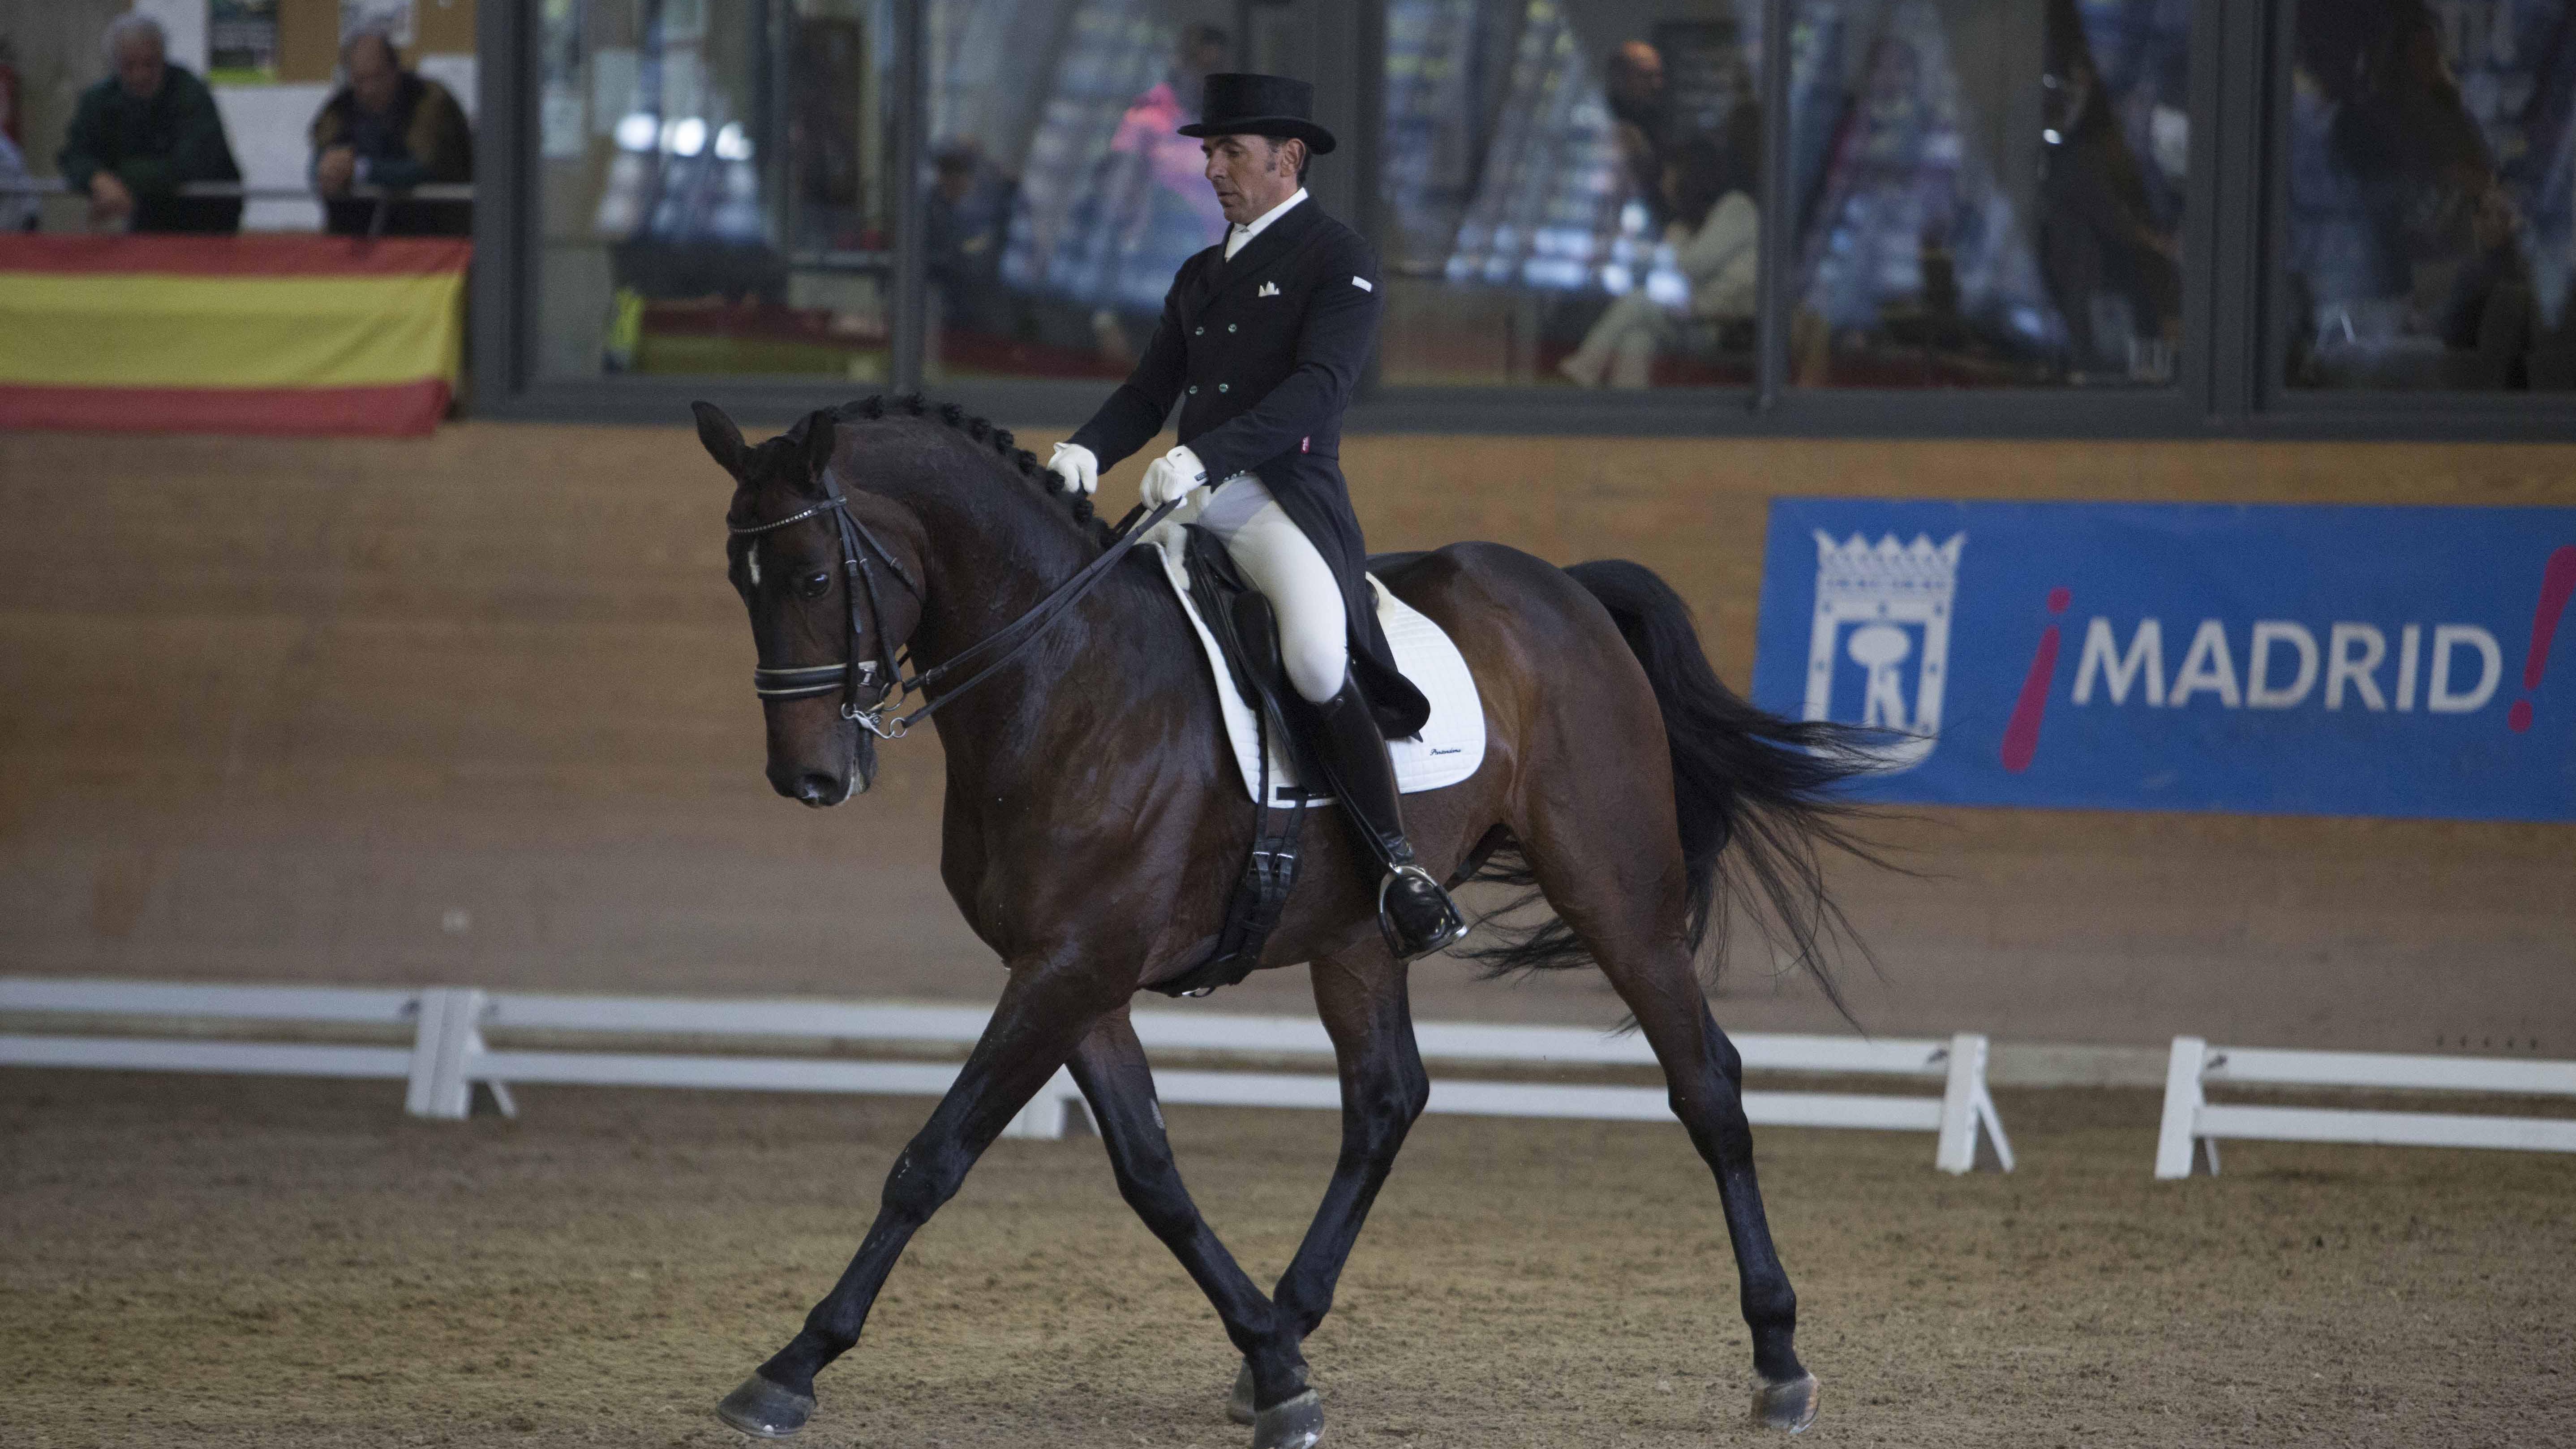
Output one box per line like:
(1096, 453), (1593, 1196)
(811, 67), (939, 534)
(692, 401), (746, 477)
(802, 408), (841, 485)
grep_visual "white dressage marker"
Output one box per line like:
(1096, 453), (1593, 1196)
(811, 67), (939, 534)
(2154, 1035), (2576, 1178)
(3, 978), (2010, 1170)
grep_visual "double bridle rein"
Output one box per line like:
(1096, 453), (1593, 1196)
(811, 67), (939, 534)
(728, 464), (1176, 745)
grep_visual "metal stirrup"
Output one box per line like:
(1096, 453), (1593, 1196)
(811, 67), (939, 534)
(1378, 864), (1470, 960)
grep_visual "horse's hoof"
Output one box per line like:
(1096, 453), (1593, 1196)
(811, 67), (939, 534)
(1252, 1388), (1324, 1449)
(716, 1374), (815, 1439)
(1749, 1372), (1820, 1433)
(1226, 1360), (1256, 1425)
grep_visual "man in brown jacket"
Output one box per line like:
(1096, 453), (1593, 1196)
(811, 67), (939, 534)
(309, 28), (472, 236)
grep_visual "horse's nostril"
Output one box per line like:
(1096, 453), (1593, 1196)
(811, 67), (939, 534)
(792, 772), (841, 807)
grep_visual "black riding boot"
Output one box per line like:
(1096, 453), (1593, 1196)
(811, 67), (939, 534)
(1303, 674), (1470, 960)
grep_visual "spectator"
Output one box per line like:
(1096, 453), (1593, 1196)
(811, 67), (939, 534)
(1559, 121), (1761, 388)
(0, 128), (36, 232)
(57, 15), (243, 234)
(925, 138), (1018, 336)
(1087, 23), (1233, 363)
(1606, 40), (1674, 229)
(309, 27), (473, 236)
(2037, 1), (2179, 379)
(2295, 0), (2526, 374)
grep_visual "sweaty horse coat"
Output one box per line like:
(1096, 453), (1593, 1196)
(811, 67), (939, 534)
(1067, 198), (1429, 737)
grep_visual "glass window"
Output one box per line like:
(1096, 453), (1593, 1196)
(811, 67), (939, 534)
(534, 0), (897, 382)
(1786, 0), (2192, 387)
(922, 0), (1237, 383)
(1379, 0), (1765, 389)
(2284, 0), (2576, 391)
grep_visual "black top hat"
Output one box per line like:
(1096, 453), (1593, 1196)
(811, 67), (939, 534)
(1178, 73), (1337, 155)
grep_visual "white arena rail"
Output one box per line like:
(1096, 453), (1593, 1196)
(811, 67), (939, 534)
(2154, 1036), (2576, 1178)
(1, 978), (2011, 1171)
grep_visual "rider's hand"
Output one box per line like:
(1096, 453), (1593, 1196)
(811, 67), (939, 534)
(1046, 441), (1098, 497)
(1139, 445), (1210, 508)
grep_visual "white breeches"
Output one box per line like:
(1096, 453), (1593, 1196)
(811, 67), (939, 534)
(1198, 474), (1349, 703)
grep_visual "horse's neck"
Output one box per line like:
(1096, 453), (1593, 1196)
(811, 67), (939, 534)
(866, 434), (1150, 765)
(878, 455), (1094, 664)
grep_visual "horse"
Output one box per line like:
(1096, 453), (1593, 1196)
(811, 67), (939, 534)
(692, 395), (1880, 1445)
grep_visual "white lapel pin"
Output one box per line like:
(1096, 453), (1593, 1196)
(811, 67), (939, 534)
(1258, 281), (1281, 297)
(1352, 275), (1374, 292)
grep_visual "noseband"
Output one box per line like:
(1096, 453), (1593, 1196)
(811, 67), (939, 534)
(729, 469), (1178, 747)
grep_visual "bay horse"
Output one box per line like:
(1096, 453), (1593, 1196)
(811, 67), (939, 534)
(694, 396), (1879, 1445)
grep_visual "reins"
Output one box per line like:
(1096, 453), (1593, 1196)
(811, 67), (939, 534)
(731, 473), (1177, 744)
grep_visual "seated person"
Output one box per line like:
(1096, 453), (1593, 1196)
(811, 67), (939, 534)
(1560, 128), (1759, 388)
(0, 129), (38, 232)
(309, 27), (473, 236)
(56, 15), (242, 234)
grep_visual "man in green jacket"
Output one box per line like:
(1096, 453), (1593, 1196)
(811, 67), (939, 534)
(57, 15), (243, 235)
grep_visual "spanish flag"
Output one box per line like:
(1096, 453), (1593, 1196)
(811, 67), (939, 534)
(0, 235), (468, 437)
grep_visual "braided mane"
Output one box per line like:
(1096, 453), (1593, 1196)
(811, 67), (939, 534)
(789, 393), (1107, 539)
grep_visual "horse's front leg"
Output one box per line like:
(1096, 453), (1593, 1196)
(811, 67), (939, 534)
(1067, 1009), (1322, 1449)
(715, 952), (1125, 1439)
(1219, 946), (1428, 1423)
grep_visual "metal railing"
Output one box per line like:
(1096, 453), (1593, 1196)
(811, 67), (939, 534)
(1, 178), (472, 236)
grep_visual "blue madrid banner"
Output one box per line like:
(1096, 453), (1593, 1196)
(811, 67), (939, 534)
(1748, 500), (2576, 821)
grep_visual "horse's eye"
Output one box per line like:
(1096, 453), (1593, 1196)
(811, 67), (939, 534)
(798, 571), (832, 600)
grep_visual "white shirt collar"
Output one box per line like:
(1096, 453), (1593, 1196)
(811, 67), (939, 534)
(1223, 187), (1307, 260)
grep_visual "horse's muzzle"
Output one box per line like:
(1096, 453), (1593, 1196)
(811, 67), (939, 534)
(781, 770), (847, 807)
(764, 716), (874, 806)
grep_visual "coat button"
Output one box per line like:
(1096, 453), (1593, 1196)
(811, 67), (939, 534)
(1218, 383), (1229, 393)
(1194, 327), (1204, 335)
(1188, 385), (1199, 395)
(1227, 323), (1237, 332)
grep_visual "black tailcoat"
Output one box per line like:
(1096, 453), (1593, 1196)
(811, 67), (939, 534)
(1068, 198), (1430, 737)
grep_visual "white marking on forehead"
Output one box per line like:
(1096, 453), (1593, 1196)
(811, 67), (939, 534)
(746, 542), (762, 587)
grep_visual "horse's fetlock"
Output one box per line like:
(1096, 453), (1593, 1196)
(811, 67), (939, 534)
(759, 1328), (848, 1394)
(1743, 1281), (1799, 1331)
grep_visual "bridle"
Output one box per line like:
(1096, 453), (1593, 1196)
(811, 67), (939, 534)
(729, 464), (914, 735)
(728, 464), (1178, 748)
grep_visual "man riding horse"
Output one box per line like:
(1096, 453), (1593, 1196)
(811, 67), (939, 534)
(698, 69), (1856, 1449)
(1043, 72), (1470, 963)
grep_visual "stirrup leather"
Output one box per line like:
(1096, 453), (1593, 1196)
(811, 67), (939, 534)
(1378, 863), (1471, 961)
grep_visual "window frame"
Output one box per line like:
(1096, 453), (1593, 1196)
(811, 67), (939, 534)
(471, 0), (2576, 440)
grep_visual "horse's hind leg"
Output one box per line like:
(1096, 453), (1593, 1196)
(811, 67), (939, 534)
(1516, 811), (1819, 1431)
(1065, 1009), (1319, 1446)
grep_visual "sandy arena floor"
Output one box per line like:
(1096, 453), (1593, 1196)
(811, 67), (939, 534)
(3, 1070), (2569, 1448)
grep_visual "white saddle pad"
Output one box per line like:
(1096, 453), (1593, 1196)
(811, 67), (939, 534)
(1146, 525), (1486, 808)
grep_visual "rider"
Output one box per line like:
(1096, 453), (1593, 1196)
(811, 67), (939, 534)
(1046, 72), (1468, 960)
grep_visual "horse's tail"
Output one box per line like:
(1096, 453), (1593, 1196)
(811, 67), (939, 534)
(1463, 559), (1887, 1019)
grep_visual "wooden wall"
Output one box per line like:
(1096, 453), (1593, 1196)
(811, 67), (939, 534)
(1, 422), (2568, 1056)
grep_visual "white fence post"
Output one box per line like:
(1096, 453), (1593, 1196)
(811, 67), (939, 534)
(405, 988), (504, 1121)
(2154, 1036), (2208, 1179)
(1000, 1067), (1079, 1140)
(1933, 1032), (2011, 1174)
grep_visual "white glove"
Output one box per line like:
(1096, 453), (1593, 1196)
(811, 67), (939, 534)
(1046, 441), (1098, 496)
(1139, 445), (1211, 508)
